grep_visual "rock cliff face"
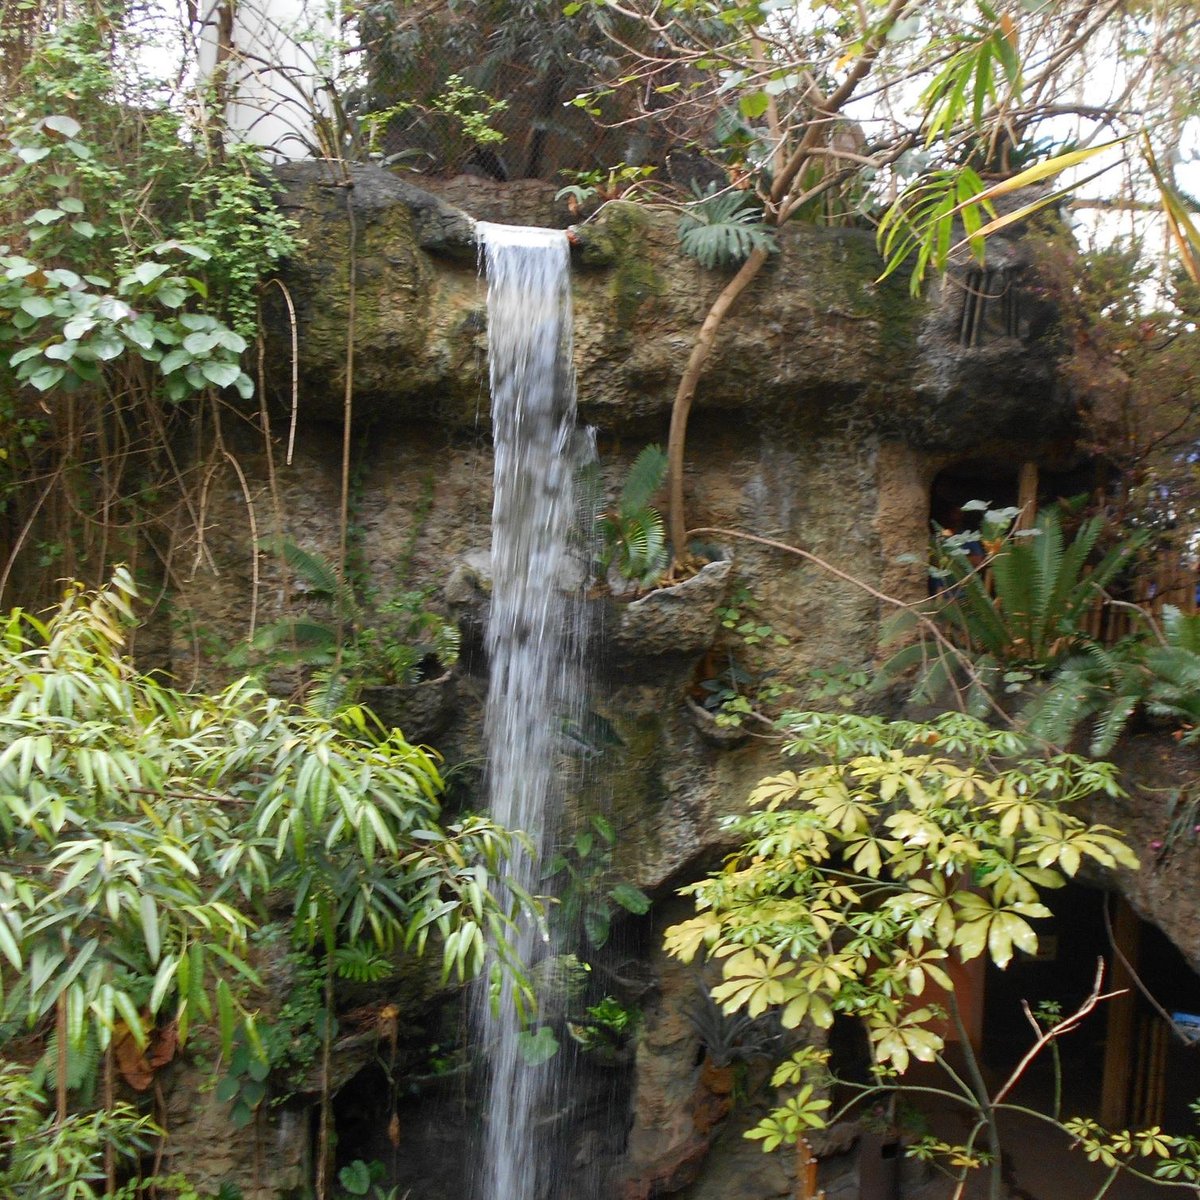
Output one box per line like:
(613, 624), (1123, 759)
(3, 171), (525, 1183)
(158, 164), (1195, 1200)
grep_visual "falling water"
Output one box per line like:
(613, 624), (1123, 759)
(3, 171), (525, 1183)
(476, 221), (579, 1200)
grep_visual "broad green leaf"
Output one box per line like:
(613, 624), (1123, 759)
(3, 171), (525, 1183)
(19, 296), (54, 319)
(200, 360), (242, 389)
(739, 92), (770, 120)
(43, 113), (83, 138)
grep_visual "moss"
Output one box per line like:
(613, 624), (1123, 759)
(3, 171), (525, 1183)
(596, 705), (667, 860)
(576, 203), (668, 329)
(795, 228), (922, 367)
(612, 255), (666, 329)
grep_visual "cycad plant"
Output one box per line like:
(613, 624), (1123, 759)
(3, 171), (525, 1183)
(882, 505), (1142, 712)
(595, 444), (671, 589)
(1025, 605), (1200, 754)
(231, 540), (460, 706)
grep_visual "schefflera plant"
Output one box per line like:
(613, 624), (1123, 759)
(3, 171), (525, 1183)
(664, 711), (1150, 1191)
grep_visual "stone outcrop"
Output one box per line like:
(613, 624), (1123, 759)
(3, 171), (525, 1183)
(264, 162), (1073, 453)
(154, 165), (1193, 1200)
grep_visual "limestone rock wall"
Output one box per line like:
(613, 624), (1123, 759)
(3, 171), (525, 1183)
(154, 165), (1163, 1200)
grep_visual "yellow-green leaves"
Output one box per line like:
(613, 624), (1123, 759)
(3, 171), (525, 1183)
(744, 1086), (831, 1151)
(877, 167), (993, 296)
(952, 892), (1048, 968)
(748, 771), (803, 809)
(711, 948), (794, 1017)
(869, 1008), (944, 1073)
(663, 912), (723, 963)
(919, 12), (1023, 148)
(668, 710), (1138, 1126)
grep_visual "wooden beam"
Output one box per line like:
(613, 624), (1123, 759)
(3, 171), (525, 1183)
(1100, 896), (1141, 1128)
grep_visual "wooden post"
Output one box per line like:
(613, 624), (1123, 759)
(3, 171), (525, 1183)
(1014, 462), (1039, 532)
(796, 1136), (821, 1200)
(1100, 897), (1141, 1128)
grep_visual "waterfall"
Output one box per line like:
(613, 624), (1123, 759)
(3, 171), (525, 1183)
(476, 221), (579, 1200)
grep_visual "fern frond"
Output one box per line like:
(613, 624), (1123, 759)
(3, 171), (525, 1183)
(1090, 694), (1139, 756)
(261, 538), (355, 615)
(620, 444), (668, 515)
(1162, 604), (1200, 653)
(879, 607), (920, 648)
(332, 943), (393, 983)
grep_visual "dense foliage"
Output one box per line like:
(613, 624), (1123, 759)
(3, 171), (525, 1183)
(0, 573), (528, 1195)
(0, 3), (297, 605)
(665, 710), (1200, 1196)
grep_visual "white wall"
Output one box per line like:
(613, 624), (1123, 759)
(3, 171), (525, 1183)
(196, 0), (340, 160)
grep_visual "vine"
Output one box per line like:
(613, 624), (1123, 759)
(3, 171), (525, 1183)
(0, 3), (298, 617)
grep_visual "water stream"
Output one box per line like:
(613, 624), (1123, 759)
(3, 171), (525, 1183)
(476, 221), (580, 1200)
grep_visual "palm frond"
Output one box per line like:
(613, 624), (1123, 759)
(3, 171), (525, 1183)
(620, 444), (668, 515)
(614, 509), (668, 585)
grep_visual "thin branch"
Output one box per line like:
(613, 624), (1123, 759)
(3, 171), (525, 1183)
(991, 958), (1121, 1106)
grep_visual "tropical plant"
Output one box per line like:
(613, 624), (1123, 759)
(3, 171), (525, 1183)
(358, 73), (510, 164)
(349, 591), (462, 686)
(566, 0), (1200, 565)
(0, 571), (529, 1181)
(678, 187), (778, 271)
(0, 1061), (159, 1200)
(687, 985), (781, 1069)
(0, 4), (298, 604)
(661, 709), (1200, 1200)
(591, 444), (671, 589)
(236, 540), (460, 702)
(694, 584), (791, 726)
(1024, 604), (1200, 755)
(542, 813), (651, 948)
(567, 995), (638, 1052)
(880, 504), (1142, 713)
(353, 0), (633, 179)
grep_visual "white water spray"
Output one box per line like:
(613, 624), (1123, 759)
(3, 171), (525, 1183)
(476, 221), (579, 1200)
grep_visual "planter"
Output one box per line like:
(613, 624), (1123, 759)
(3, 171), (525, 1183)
(360, 669), (457, 745)
(610, 557), (733, 661)
(684, 695), (750, 749)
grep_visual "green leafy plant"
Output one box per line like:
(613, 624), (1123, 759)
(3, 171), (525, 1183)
(0, 10), (298, 597)
(1024, 604), (1200, 754)
(678, 186), (778, 271)
(876, 165), (994, 296)
(333, 1157), (407, 1199)
(359, 73), (509, 163)
(543, 814), (651, 948)
(695, 585), (790, 726)
(688, 985), (781, 1068)
(556, 162), (657, 210)
(0, 1062), (159, 1200)
(662, 709), (1182, 1199)
(346, 591), (462, 686)
(235, 540), (460, 702)
(881, 504), (1142, 713)
(214, 1033), (272, 1130)
(0, 571), (531, 1175)
(586, 444), (671, 589)
(567, 994), (638, 1052)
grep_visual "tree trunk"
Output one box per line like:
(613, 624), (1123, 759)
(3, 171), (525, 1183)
(666, 246), (770, 563)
